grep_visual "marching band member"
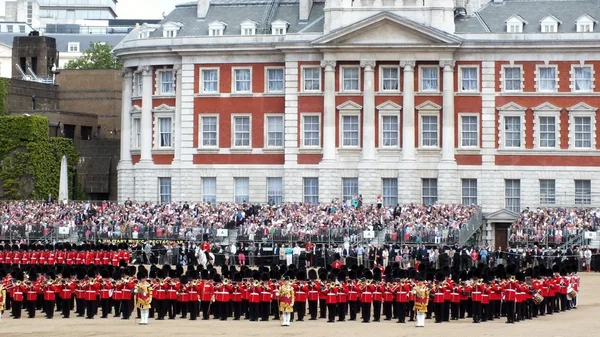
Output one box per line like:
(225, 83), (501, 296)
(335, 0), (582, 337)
(278, 276), (295, 326)
(135, 268), (152, 325)
(325, 275), (338, 323)
(414, 281), (429, 328)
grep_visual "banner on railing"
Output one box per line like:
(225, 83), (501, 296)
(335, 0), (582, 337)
(585, 231), (597, 239)
(58, 227), (70, 235)
(216, 229), (228, 237)
(363, 231), (375, 239)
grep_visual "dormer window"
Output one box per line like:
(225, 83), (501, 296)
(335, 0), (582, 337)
(271, 19), (289, 35)
(139, 31), (149, 39)
(540, 15), (561, 33)
(137, 23), (157, 39)
(162, 21), (183, 38)
(576, 14), (598, 33)
(208, 21), (227, 36)
(240, 20), (258, 36)
(505, 15), (527, 33)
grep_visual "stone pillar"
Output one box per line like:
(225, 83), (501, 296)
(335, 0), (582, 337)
(139, 65), (153, 164)
(119, 68), (133, 165)
(360, 60), (376, 162)
(440, 60), (456, 162)
(321, 60), (337, 163)
(173, 65), (182, 163)
(400, 61), (416, 161)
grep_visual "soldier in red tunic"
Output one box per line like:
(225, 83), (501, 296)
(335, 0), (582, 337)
(325, 275), (338, 323)
(200, 270), (213, 320)
(307, 269), (319, 321)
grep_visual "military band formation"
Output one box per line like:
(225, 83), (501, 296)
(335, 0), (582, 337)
(0, 245), (581, 327)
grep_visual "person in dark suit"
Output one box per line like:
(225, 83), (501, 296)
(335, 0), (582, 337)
(272, 244), (280, 265)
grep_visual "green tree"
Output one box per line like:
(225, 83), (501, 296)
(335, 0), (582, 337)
(64, 42), (123, 70)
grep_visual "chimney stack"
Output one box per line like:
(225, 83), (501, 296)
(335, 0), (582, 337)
(299, 0), (314, 22)
(197, 0), (210, 19)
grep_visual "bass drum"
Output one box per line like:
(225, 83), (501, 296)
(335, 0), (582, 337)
(533, 292), (544, 305)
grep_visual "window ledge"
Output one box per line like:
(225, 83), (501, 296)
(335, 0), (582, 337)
(377, 147), (402, 153)
(229, 148), (253, 154)
(337, 148), (361, 154)
(130, 149), (141, 155)
(415, 92), (442, 96)
(497, 149), (600, 156)
(230, 93), (253, 97)
(456, 92), (481, 96)
(299, 92), (323, 96)
(262, 148), (284, 154)
(152, 149), (174, 155)
(263, 92), (285, 97)
(298, 148), (322, 154)
(456, 148), (481, 155)
(336, 91), (363, 96)
(132, 95), (142, 100)
(152, 94), (175, 98)
(196, 148), (220, 154)
(195, 93), (221, 97)
(376, 91), (401, 96)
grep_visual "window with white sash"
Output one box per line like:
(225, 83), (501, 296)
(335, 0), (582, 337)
(158, 178), (171, 203)
(380, 67), (399, 91)
(131, 117), (141, 150)
(536, 66), (557, 92)
(459, 66), (478, 92)
(572, 65), (593, 92)
(157, 117), (172, 148)
(267, 177), (283, 205)
(233, 68), (252, 93)
(341, 115), (359, 147)
(341, 66), (360, 92)
(422, 178), (438, 205)
(575, 180), (591, 205)
(461, 179), (478, 205)
(342, 178), (359, 201)
(266, 68), (284, 93)
(505, 179), (521, 213)
(382, 178), (398, 206)
(157, 70), (174, 95)
(234, 177), (249, 203)
(202, 177), (217, 204)
(503, 66), (523, 92)
(420, 66), (439, 92)
(266, 115), (284, 147)
(201, 68), (219, 93)
(302, 114), (320, 147)
(200, 116), (218, 147)
(303, 67), (321, 92)
(303, 178), (319, 204)
(539, 179), (555, 205)
(460, 115), (478, 148)
(233, 116), (251, 147)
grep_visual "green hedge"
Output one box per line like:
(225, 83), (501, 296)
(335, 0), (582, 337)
(0, 115), (80, 199)
(0, 78), (9, 116)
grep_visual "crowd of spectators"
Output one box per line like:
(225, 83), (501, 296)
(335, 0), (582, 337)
(509, 207), (600, 245)
(0, 200), (480, 245)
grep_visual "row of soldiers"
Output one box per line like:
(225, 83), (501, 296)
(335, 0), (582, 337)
(0, 243), (131, 267)
(0, 262), (580, 326)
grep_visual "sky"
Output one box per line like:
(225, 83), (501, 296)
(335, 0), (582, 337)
(116, 0), (191, 19)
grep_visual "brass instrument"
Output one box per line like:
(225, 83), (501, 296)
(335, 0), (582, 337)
(223, 278), (230, 285)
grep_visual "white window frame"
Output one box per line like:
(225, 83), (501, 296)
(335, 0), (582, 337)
(231, 114), (252, 148)
(301, 113), (321, 148)
(572, 115), (594, 149)
(542, 24), (557, 33)
(265, 67), (285, 93)
(379, 113), (400, 148)
(271, 20), (288, 35)
(382, 178), (398, 206)
(156, 69), (175, 96)
(302, 66), (321, 92)
(200, 68), (219, 94)
(340, 113), (360, 148)
(505, 179), (521, 213)
(68, 42), (80, 52)
(461, 178), (478, 205)
(535, 64), (559, 93)
(501, 64), (524, 93)
(577, 23), (593, 33)
(422, 178), (438, 205)
(163, 29), (177, 38)
(133, 71), (143, 97)
(458, 65), (479, 93)
(131, 115), (141, 150)
(340, 66), (361, 92)
(379, 66), (400, 92)
(152, 106), (175, 150)
(240, 20), (258, 36)
(532, 103), (561, 149)
(264, 114), (284, 148)
(458, 113), (479, 149)
(419, 65), (440, 92)
(266, 177), (283, 205)
(575, 179), (592, 205)
(342, 177), (359, 201)
(199, 114), (219, 148)
(497, 103), (527, 149)
(419, 112), (440, 148)
(232, 67), (252, 94)
(567, 103), (597, 150)
(303, 177), (319, 204)
(570, 64), (595, 93)
(539, 179), (556, 205)
(202, 177), (217, 204)
(233, 177), (250, 204)
(158, 177), (172, 203)
(208, 21), (226, 36)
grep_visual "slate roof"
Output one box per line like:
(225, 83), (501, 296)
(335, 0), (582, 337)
(149, 0), (325, 37)
(0, 33), (126, 52)
(455, 0), (600, 34)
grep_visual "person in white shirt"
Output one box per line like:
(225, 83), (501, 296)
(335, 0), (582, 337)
(584, 247), (592, 272)
(230, 243), (237, 266)
(292, 244), (301, 266)
(382, 246), (389, 267)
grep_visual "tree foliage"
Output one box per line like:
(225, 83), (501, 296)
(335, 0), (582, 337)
(64, 42), (123, 70)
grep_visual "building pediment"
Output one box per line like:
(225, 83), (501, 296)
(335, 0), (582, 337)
(152, 104), (175, 112)
(567, 102), (597, 112)
(130, 105), (142, 113)
(312, 11), (462, 47)
(497, 102), (527, 111)
(484, 209), (520, 222)
(337, 100), (363, 111)
(376, 100), (402, 111)
(416, 100), (441, 111)
(532, 102), (561, 111)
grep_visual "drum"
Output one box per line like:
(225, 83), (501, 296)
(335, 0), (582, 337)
(533, 292), (544, 305)
(567, 289), (578, 300)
